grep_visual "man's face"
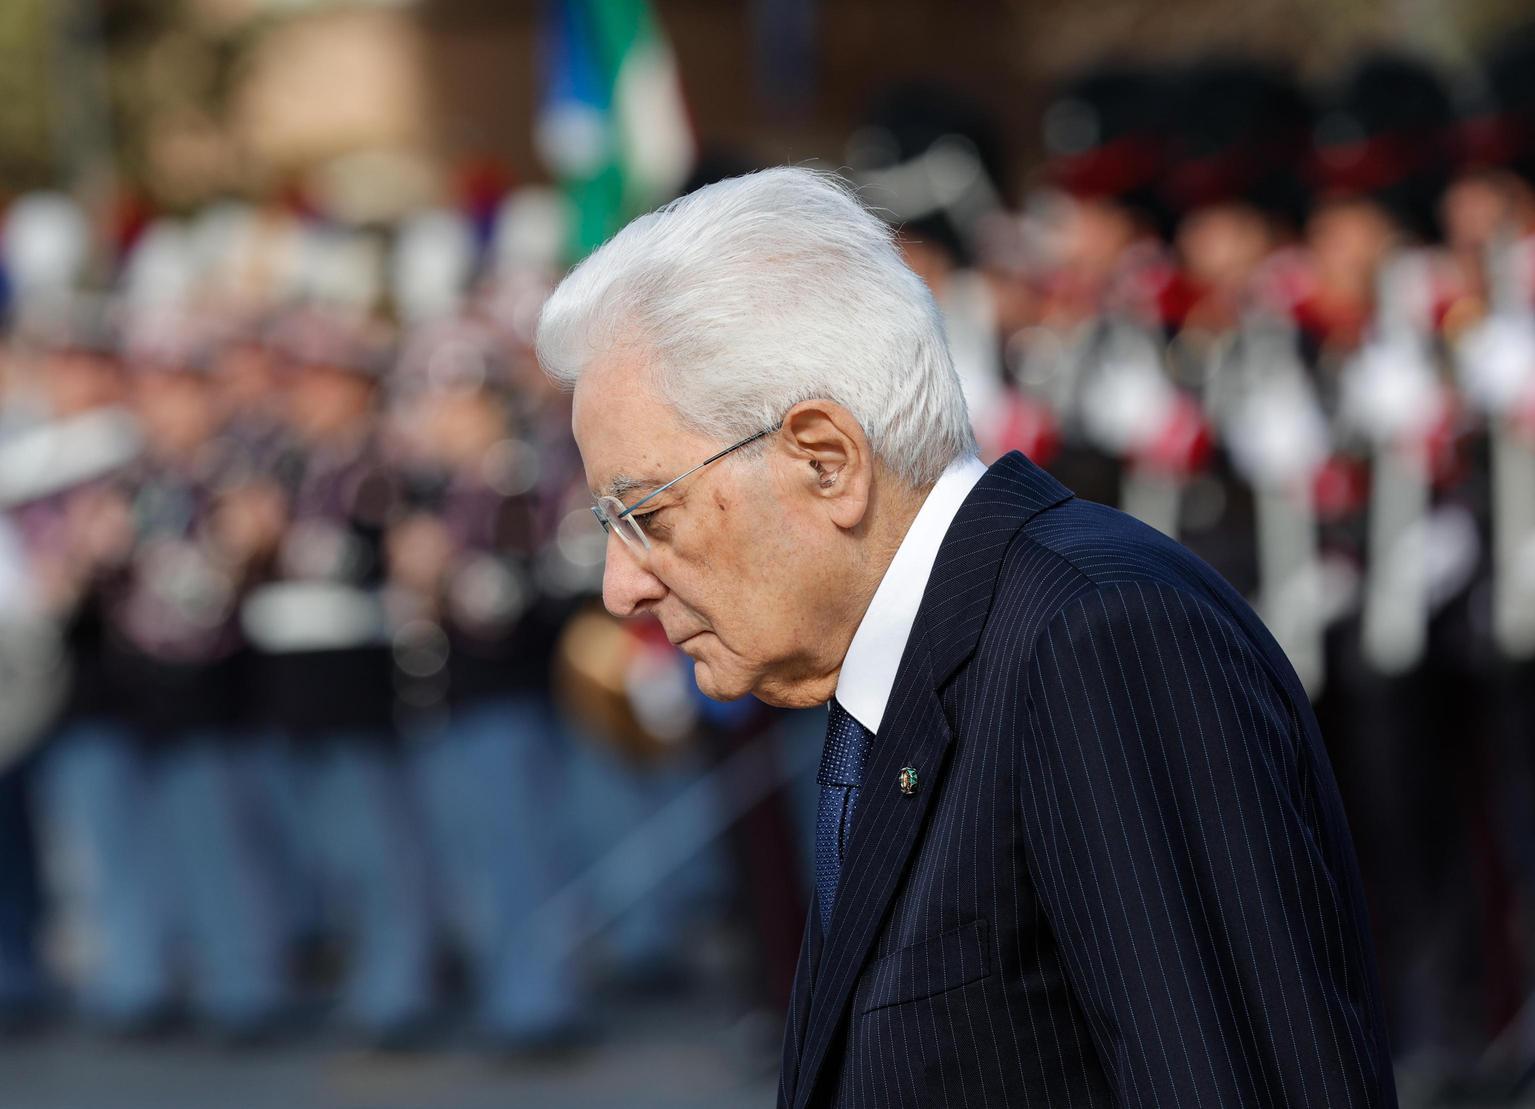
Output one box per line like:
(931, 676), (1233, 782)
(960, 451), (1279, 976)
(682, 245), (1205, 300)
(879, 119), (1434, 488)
(572, 355), (853, 707)
(134, 367), (217, 458)
(1440, 171), (1519, 254)
(289, 364), (376, 441)
(1306, 198), (1398, 292)
(1049, 193), (1141, 286)
(45, 351), (121, 417)
(1176, 203), (1274, 291)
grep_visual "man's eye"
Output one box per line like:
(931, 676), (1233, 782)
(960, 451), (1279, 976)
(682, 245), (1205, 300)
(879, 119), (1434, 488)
(633, 508), (666, 533)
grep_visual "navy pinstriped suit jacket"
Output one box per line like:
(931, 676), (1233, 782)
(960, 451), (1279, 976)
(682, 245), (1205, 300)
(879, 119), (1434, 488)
(778, 451), (1396, 1108)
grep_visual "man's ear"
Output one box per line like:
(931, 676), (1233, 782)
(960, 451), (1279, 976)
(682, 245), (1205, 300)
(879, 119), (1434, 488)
(776, 400), (872, 530)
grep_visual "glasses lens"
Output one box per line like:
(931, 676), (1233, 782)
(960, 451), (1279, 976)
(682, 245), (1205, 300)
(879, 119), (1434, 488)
(597, 495), (649, 558)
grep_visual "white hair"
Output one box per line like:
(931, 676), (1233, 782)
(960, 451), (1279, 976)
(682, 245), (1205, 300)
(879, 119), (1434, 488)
(535, 166), (976, 488)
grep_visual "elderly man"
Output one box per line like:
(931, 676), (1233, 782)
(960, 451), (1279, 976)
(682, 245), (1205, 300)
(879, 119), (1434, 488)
(538, 167), (1395, 1108)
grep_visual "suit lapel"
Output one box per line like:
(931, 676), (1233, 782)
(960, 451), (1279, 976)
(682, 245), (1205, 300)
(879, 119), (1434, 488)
(793, 658), (952, 1108)
(790, 452), (1074, 1108)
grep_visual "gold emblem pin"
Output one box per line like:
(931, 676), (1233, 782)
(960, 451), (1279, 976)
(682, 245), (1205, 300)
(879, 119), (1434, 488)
(898, 766), (919, 796)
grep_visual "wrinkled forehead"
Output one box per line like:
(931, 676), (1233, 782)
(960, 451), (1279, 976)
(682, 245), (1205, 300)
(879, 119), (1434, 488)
(571, 356), (705, 500)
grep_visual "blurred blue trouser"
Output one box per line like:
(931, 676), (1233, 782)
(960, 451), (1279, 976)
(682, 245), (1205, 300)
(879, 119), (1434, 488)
(37, 718), (169, 1023)
(239, 731), (322, 950)
(408, 695), (580, 1039)
(0, 756), (46, 1016)
(38, 721), (288, 1028)
(157, 734), (287, 1029)
(283, 736), (435, 1033)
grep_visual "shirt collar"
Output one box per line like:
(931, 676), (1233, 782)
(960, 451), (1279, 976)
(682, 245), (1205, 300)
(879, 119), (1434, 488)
(834, 453), (988, 734)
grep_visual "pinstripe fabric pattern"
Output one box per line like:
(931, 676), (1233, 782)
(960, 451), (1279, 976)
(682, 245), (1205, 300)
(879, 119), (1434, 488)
(778, 451), (1395, 1109)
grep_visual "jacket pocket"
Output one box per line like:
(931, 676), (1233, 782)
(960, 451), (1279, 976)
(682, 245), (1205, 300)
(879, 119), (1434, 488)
(856, 918), (992, 1016)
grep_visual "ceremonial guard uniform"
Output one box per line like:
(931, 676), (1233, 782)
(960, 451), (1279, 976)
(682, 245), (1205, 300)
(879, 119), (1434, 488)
(1442, 25), (1535, 1061)
(240, 315), (434, 1040)
(388, 331), (583, 1047)
(17, 312), (172, 1029)
(1159, 62), (1324, 684)
(1027, 66), (1207, 533)
(92, 336), (286, 1034)
(2, 313), (131, 1028)
(1302, 54), (1491, 1068)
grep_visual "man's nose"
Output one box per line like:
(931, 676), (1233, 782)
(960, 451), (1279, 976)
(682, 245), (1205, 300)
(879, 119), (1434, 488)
(601, 538), (666, 617)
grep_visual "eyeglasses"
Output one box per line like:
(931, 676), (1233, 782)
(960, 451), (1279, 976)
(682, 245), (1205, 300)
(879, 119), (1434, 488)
(591, 425), (777, 561)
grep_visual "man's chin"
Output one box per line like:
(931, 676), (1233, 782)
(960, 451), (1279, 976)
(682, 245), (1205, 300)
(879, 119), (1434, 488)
(690, 658), (752, 704)
(696, 657), (835, 709)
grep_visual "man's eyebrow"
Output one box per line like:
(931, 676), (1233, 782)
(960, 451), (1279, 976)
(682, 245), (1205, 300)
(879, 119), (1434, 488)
(598, 473), (658, 501)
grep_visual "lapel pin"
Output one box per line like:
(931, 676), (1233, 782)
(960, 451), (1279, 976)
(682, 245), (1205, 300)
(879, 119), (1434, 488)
(898, 766), (919, 796)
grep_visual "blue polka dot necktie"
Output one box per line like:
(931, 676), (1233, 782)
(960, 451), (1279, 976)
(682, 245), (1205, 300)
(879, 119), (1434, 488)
(816, 698), (875, 933)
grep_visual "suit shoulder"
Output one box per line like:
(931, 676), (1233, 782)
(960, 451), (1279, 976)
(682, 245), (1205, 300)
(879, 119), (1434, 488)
(987, 497), (1297, 700)
(988, 497), (1216, 630)
(1020, 497), (1227, 593)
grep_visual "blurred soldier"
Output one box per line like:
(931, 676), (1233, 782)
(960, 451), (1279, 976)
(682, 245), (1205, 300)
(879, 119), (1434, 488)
(1299, 54), (1460, 365)
(239, 309), (435, 1044)
(1034, 65), (1193, 332)
(1162, 62), (1312, 336)
(1306, 52), (1491, 1071)
(1028, 64), (1209, 537)
(0, 497), (47, 1029)
(92, 319), (289, 1037)
(15, 303), (166, 1031)
(1444, 23), (1535, 1068)
(387, 323), (583, 1049)
(1158, 62), (1326, 683)
(206, 319), (321, 978)
(0, 306), (129, 1032)
(0, 335), (52, 1035)
(1440, 28), (1535, 321)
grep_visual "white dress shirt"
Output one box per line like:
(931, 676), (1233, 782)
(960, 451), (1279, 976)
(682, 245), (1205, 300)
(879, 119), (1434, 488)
(834, 453), (989, 734)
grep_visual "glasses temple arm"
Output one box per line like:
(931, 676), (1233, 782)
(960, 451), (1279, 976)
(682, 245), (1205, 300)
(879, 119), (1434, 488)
(615, 426), (775, 520)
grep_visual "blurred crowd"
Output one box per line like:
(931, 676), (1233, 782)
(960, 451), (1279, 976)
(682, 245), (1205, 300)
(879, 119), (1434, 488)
(3, 20), (1535, 1093)
(0, 180), (820, 1056)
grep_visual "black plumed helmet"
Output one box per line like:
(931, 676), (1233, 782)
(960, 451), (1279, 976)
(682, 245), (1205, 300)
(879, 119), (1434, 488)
(1471, 23), (1535, 186)
(1160, 59), (1313, 231)
(1310, 51), (1454, 240)
(1039, 63), (1176, 233)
